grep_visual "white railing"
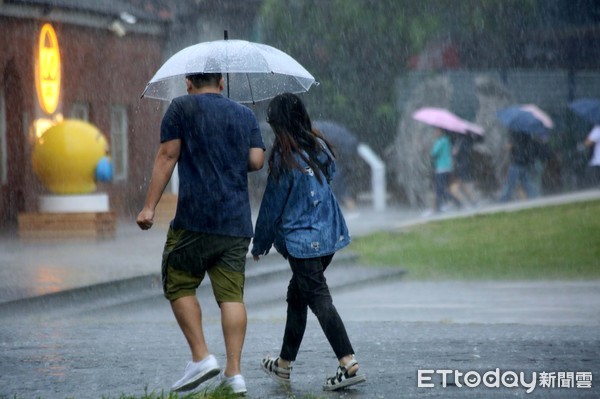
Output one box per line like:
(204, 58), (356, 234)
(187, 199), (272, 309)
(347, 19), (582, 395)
(357, 143), (387, 211)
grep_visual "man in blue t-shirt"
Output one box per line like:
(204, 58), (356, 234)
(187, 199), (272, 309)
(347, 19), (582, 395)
(137, 72), (265, 394)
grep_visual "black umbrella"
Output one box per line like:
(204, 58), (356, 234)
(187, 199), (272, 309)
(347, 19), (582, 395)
(313, 120), (359, 157)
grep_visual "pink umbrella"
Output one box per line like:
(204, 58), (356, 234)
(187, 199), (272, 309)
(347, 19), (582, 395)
(412, 107), (484, 135)
(463, 120), (485, 135)
(519, 104), (554, 129)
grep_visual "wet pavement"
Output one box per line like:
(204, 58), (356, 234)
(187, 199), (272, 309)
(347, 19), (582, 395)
(1, 189), (600, 398)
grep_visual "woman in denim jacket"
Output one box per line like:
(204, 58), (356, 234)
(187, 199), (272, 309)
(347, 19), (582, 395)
(252, 93), (366, 391)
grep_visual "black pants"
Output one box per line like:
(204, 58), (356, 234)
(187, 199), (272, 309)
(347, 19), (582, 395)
(434, 172), (461, 211)
(280, 254), (354, 361)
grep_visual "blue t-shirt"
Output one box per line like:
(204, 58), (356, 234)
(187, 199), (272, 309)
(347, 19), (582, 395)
(160, 93), (265, 237)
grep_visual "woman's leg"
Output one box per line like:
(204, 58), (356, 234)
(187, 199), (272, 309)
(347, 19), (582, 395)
(440, 172), (461, 208)
(499, 164), (518, 202)
(279, 272), (308, 362)
(288, 255), (354, 360)
(518, 165), (535, 198)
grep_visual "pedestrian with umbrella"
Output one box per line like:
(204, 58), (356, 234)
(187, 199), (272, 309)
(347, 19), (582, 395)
(412, 107), (483, 214)
(497, 130), (538, 202)
(252, 93), (366, 392)
(451, 129), (482, 208)
(136, 72), (265, 395)
(581, 125), (600, 187)
(496, 106), (551, 202)
(137, 33), (317, 395)
(569, 98), (600, 187)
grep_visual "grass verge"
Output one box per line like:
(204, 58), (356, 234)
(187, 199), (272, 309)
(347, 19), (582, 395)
(349, 199), (600, 280)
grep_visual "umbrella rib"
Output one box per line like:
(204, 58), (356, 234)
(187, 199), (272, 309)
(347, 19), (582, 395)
(140, 84), (149, 99)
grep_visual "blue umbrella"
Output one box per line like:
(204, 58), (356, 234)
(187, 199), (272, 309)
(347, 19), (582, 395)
(496, 106), (549, 136)
(313, 120), (359, 156)
(569, 98), (600, 125)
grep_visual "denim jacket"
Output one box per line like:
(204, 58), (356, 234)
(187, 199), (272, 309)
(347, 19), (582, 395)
(251, 140), (351, 259)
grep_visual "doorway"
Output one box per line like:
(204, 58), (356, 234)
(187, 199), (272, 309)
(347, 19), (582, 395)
(0, 60), (26, 232)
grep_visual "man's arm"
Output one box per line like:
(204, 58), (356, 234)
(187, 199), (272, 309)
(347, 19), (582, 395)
(136, 139), (181, 230)
(248, 147), (265, 172)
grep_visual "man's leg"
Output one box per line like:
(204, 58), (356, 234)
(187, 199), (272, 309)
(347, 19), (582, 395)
(499, 164), (518, 202)
(220, 302), (247, 376)
(169, 294), (221, 392)
(434, 173), (444, 211)
(207, 235), (250, 382)
(162, 231), (223, 391)
(518, 166), (535, 198)
(171, 295), (210, 362)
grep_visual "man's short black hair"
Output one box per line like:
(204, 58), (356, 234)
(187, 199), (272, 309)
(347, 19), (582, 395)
(186, 73), (223, 88)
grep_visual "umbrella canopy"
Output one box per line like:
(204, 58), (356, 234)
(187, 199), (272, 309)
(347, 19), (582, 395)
(569, 98), (600, 125)
(313, 120), (359, 156)
(412, 107), (484, 135)
(520, 104), (554, 129)
(497, 106), (549, 136)
(141, 39), (317, 103)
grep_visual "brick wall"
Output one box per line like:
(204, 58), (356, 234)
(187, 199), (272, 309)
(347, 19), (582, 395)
(0, 16), (166, 230)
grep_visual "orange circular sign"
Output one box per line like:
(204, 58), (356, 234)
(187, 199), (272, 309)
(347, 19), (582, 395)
(35, 23), (61, 114)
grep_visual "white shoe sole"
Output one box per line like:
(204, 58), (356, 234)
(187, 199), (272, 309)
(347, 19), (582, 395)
(172, 367), (221, 392)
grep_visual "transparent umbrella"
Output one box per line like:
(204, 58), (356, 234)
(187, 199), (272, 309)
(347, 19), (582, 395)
(141, 39), (317, 104)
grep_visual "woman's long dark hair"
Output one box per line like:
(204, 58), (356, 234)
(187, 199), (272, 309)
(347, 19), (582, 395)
(266, 93), (335, 184)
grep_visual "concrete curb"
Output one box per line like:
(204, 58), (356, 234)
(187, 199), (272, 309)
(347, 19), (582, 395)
(0, 249), (381, 319)
(2, 189), (598, 319)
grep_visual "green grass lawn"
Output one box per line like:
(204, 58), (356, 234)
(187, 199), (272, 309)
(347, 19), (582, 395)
(349, 200), (600, 280)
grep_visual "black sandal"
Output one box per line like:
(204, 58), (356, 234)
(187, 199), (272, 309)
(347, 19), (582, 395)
(261, 355), (291, 385)
(323, 357), (366, 391)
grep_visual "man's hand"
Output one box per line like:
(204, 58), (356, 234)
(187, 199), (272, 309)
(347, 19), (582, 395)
(136, 207), (155, 230)
(253, 255), (260, 262)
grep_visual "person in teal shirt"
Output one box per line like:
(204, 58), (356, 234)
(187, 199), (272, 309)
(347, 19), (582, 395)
(430, 128), (462, 212)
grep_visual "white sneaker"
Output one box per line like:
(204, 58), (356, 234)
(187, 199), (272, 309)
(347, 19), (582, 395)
(171, 354), (221, 392)
(220, 372), (247, 395)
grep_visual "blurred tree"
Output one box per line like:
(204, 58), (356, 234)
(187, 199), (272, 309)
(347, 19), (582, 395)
(257, 0), (598, 154)
(259, 0), (444, 152)
(257, 0), (536, 151)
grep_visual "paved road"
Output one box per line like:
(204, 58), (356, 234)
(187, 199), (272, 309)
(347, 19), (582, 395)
(1, 277), (598, 399)
(1, 190), (599, 398)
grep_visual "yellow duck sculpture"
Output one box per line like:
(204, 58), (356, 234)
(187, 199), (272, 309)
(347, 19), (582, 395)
(32, 119), (113, 194)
